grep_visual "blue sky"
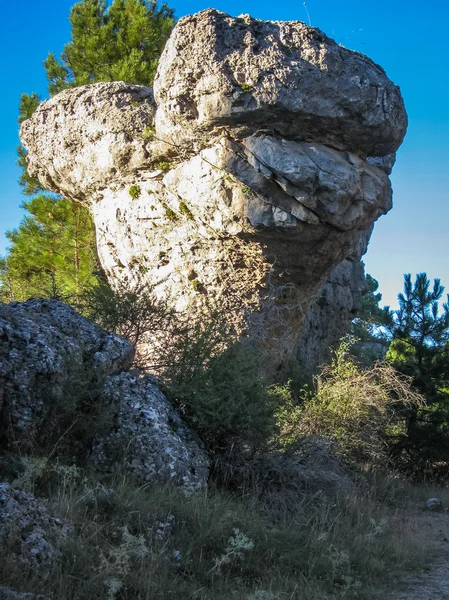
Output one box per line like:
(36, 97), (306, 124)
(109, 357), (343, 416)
(1, 0), (448, 308)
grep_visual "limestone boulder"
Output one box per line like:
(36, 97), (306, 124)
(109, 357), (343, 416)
(154, 9), (407, 156)
(0, 483), (69, 569)
(297, 256), (367, 373)
(90, 373), (209, 492)
(19, 9), (407, 373)
(0, 299), (134, 450)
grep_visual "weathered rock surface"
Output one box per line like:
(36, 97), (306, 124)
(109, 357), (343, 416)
(20, 82), (156, 204)
(20, 9), (407, 373)
(0, 483), (69, 568)
(154, 10), (407, 156)
(90, 373), (209, 492)
(0, 300), (209, 490)
(425, 498), (443, 512)
(0, 587), (49, 600)
(0, 299), (134, 450)
(297, 257), (367, 372)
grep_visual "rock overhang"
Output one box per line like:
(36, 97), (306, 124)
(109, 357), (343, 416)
(153, 8), (407, 156)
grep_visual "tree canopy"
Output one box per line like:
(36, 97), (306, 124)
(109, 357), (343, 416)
(45, 0), (175, 94)
(2, 0), (175, 305)
(386, 273), (449, 474)
(0, 196), (98, 304)
(351, 273), (391, 342)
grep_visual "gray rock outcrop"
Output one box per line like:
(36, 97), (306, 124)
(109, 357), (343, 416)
(0, 483), (69, 568)
(154, 10), (406, 156)
(20, 9), (407, 373)
(90, 373), (209, 492)
(0, 299), (133, 450)
(0, 300), (209, 490)
(297, 258), (367, 372)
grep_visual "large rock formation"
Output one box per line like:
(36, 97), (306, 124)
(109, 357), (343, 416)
(20, 9), (407, 372)
(0, 300), (208, 490)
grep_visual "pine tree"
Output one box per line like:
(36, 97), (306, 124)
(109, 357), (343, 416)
(17, 93), (45, 196)
(351, 273), (392, 342)
(386, 273), (449, 474)
(3, 0), (175, 305)
(0, 197), (98, 304)
(17, 0), (175, 194)
(44, 0), (175, 94)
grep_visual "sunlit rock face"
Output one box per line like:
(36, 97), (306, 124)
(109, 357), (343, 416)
(20, 9), (407, 373)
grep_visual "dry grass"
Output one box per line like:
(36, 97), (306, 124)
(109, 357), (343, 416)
(296, 342), (424, 466)
(0, 460), (432, 600)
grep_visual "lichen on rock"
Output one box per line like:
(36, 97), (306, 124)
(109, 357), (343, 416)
(0, 299), (134, 451)
(0, 483), (70, 569)
(0, 300), (209, 490)
(90, 373), (209, 492)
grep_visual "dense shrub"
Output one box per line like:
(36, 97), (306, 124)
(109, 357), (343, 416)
(296, 342), (424, 466)
(83, 281), (174, 369)
(161, 317), (283, 453)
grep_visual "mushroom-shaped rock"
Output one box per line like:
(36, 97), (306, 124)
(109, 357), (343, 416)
(19, 9), (407, 373)
(154, 9), (407, 156)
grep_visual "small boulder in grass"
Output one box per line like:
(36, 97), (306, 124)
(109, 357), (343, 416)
(0, 587), (49, 600)
(425, 497), (443, 512)
(0, 483), (70, 569)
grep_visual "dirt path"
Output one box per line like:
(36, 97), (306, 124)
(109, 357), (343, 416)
(388, 509), (449, 600)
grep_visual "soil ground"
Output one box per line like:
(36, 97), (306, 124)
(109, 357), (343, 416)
(383, 508), (449, 600)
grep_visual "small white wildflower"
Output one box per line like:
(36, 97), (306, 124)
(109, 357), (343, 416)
(104, 578), (123, 600)
(212, 528), (254, 573)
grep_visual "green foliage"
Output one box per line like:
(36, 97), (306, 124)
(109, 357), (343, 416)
(351, 273), (392, 342)
(128, 184), (141, 199)
(238, 83), (254, 93)
(84, 281), (173, 350)
(179, 201), (194, 220)
(17, 145), (44, 197)
(161, 202), (177, 221)
(386, 273), (449, 474)
(18, 92), (40, 124)
(162, 318), (282, 453)
(152, 159), (172, 172)
(140, 124), (155, 140)
(296, 342), (423, 465)
(191, 278), (202, 291)
(10, 0), (176, 308)
(17, 94), (45, 196)
(391, 273), (449, 353)
(44, 0), (175, 94)
(0, 196), (98, 303)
